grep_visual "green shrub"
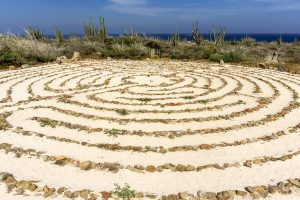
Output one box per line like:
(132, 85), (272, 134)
(209, 53), (223, 62)
(201, 45), (218, 59)
(0, 50), (23, 66)
(113, 183), (135, 200)
(222, 51), (245, 63)
(209, 51), (245, 63)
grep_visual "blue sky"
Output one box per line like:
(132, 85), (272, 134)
(0, 0), (300, 34)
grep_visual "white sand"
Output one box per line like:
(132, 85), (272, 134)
(0, 60), (300, 199)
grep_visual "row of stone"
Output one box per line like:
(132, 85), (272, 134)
(13, 121), (300, 156)
(31, 99), (298, 139)
(1, 171), (300, 200)
(1, 142), (300, 175)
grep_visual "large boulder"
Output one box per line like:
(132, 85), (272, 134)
(71, 52), (81, 61)
(265, 52), (278, 64)
(9, 65), (15, 70)
(56, 56), (68, 64)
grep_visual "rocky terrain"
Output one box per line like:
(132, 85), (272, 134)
(0, 60), (300, 199)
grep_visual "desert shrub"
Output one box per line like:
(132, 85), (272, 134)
(24, 26), (44, 41)
(222, 51), (245, 63)
(209, 54), (223, 62)
(62, 40), (97, 57)
(0, 46), (23, 65)
(201, 45), (218, 59)
(209, 51), (245, 63)
(0, 37), (61, 65)
(113, 183), (135, 200)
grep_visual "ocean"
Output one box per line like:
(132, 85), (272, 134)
(145, 33), (300, 43)
(47, 33), (300, 43)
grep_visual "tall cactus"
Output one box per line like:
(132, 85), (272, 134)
(99, 17), (106, 42)
(83, 16), (106, 42)
(170, 31), (180, 47)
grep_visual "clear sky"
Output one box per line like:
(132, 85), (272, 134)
(0, 0), (300, 34)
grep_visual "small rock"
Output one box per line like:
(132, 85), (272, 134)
(146, 165), (156, 173)
(3, 176), (16, 184)
(167, 194), (180, 200)
(107, 57), (112, 61)
(288, 179), (300, 188)
(257, 63), (267, 69)
(126, 165), (144, 173)
(200, 144), (211, 150)
(216, 191), (234, 200)
(101, 191), (110, 200)
(220, 60), (225, 65)
(185, 165), (195, 171)
(236, 190), (247, 197)
(80, 190), (90, 199)
(277, 66), (288, 72)
(28, 183), (38, 192)
(265, 52), (279, 64)
(9, 65), (15, 70)
(56, 56), (68, 64)
(135, 192), (144, 198)
(163, 163), (173, 169)
(71, 52), (81, 61)
(145, 194), (157, 199)
(21, 64), (30, 69)
(57, 187), (66, 194)
(176, 164), (186, 172)
(0, 172), (13, 181)
(79, 161), (92, 170)
(243, 160), (252, 168)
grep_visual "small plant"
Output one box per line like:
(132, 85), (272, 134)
(137, 98), (152, 103)
(24, 26), (44, 41)
(192, 20), (203, 46)
(277, 35), (283, 46)
(116, 109), (129, 116)
(113, 183), (135, 200)
(107, 129), (118, 138)
(198, 100), (208, 104)
(170, 31), (180, 47)
(209, 25), (226, 45)
(40, 119), (56, 128)
(54, 26), (63, 44)
(182, 96), (195, 100)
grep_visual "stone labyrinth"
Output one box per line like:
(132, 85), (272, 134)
(0, 60), (300, 200)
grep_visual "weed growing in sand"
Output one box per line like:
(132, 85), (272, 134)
(113, 183), (135, 200)
(137, 98), (152, 103)
(182, 96), (195, 100)
(107, 129), (119, 138)
(198, 100), (208, 104)
(116, 109), (129, 116)
(39, 119), (56, 128)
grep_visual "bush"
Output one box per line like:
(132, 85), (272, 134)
(209, 51), (245, 63)
(201, 45), (218, 59)
(113, 183), (135, 200)
(0, 48), (23, 65)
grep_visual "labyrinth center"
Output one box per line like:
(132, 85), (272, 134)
(0, 60), (300, 199)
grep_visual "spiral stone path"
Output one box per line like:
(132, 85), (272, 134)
(0, 60), (300, 199)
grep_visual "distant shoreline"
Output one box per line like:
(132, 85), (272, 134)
(2, 33), (300, 43)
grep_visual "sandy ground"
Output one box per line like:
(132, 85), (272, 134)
(0, 60), (300, 199)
